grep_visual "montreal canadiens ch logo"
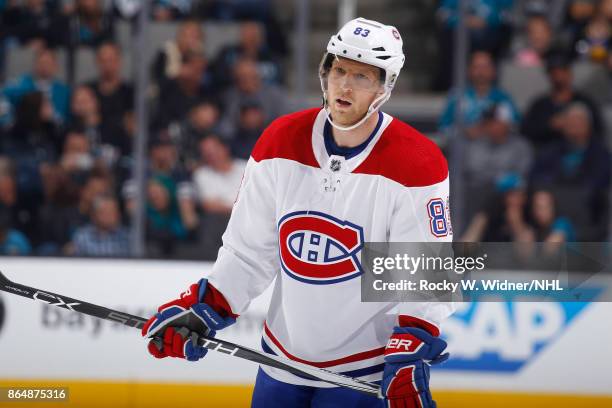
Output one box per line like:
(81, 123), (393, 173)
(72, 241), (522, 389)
(278, 211), (365, 284)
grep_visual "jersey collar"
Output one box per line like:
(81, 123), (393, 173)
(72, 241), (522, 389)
(312, 108), (392, 173)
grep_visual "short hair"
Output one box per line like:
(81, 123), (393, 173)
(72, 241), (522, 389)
(200, 133), (225, 146)
(96, 41), (121, 55)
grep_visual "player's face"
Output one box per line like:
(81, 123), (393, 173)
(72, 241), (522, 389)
(326, 57), (383, 127)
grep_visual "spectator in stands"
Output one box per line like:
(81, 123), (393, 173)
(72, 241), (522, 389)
(2, 91), (62, 161)
(171, 99), (221, 170)
(513, 15), (554, 67)
(573, 12), (611, 64)
(152, 20), (204, 86)
(532, 102), (609, 188)
(53, 0), (114, 48)
(531, 102), (610, 240)
(86, 42), (133, 134)
(58, 128), (98, 183)
(123, 136), (198, 256)
(143, 175), (190, 256)
(509, 187), (577, 264)
(156, 50), (217, 129)
(70, 85), (102, 145)
(460, 174), (532, 243)
(193, 134), (246, 216)
(0, 204), (31, 255)
(563, 0), (598, 52)
(0, 156), (39, 246)
(219, 58), (287, 138)
(72, 194), (130, 256)
(521, 52), (603, 149)
(439, 50), (520, 137)
(69, 85), (125, 162)
(528, 188), (576, 243)
(435, 0), (514, 90)
(212, 21), (283, 88)
(1, 48), (70, 124)
(37, 163), (84, 255)
(0, 0), (60, 50)
(193, 134), (245, 259)
(463, 104), (534, 190)
(230, 100), (264, 160)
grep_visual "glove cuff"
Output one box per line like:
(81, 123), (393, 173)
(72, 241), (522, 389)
(398, 315), (440, 337)
(201, 280), (239, 319)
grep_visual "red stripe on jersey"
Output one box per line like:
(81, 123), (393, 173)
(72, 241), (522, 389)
(264, 322), (385, 368)
(251, 108), (320, 167)
(353, 118), (448, 187)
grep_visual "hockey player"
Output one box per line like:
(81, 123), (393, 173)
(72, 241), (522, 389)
(142, 17), (453, 408)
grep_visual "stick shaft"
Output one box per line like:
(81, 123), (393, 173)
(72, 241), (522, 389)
(0, 271), (380, 395)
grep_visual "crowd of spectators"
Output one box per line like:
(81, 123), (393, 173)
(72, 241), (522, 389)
(437, 0), (612, 251)
(442, 48), (610, 247)
(0, 0), (610, 259)
(0, 0), (287, 258)
(435, 0), (612, 90)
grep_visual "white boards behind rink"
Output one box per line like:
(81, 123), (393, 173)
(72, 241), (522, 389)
(0, 256), (611, 397)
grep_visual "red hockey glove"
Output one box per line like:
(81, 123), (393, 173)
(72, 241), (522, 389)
(141, 278), (237, 361)
(381, 317), (448, 408)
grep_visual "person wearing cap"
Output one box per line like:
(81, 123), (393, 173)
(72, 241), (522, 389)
(462, 103), (534, 221)
(521, 52), (604, 150)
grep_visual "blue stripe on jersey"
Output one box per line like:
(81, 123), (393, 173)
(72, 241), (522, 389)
(324, 111), (384, 159)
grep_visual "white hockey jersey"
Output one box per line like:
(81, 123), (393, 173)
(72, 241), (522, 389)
(208, 107), (454, 386)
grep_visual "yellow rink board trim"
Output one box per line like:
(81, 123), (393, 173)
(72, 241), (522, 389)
(1, 380), (612, 408)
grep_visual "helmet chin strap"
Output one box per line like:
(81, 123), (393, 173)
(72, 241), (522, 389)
(323, 90), (391, 132)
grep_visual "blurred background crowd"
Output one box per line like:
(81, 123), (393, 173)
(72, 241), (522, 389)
(0, 0), (610, 259)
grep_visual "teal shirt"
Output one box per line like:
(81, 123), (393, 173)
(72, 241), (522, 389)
(1, 74), (71, 124)
(0, 229), (32, 255)
(439, 85), (520, 132)
(551, 217), (576, 242)
(439, 0), (514, 28)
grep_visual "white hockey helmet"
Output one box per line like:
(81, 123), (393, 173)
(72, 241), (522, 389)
(320, 17), (405, 131)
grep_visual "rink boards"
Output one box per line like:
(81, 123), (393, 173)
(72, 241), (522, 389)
(0, 257), (611, 407)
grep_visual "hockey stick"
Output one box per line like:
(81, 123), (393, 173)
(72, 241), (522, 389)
(0, 271), (380, 396)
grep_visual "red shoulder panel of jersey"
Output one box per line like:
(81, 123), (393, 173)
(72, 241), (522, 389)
(251, 107), (320, 167)
(354, 117), (448, 187)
